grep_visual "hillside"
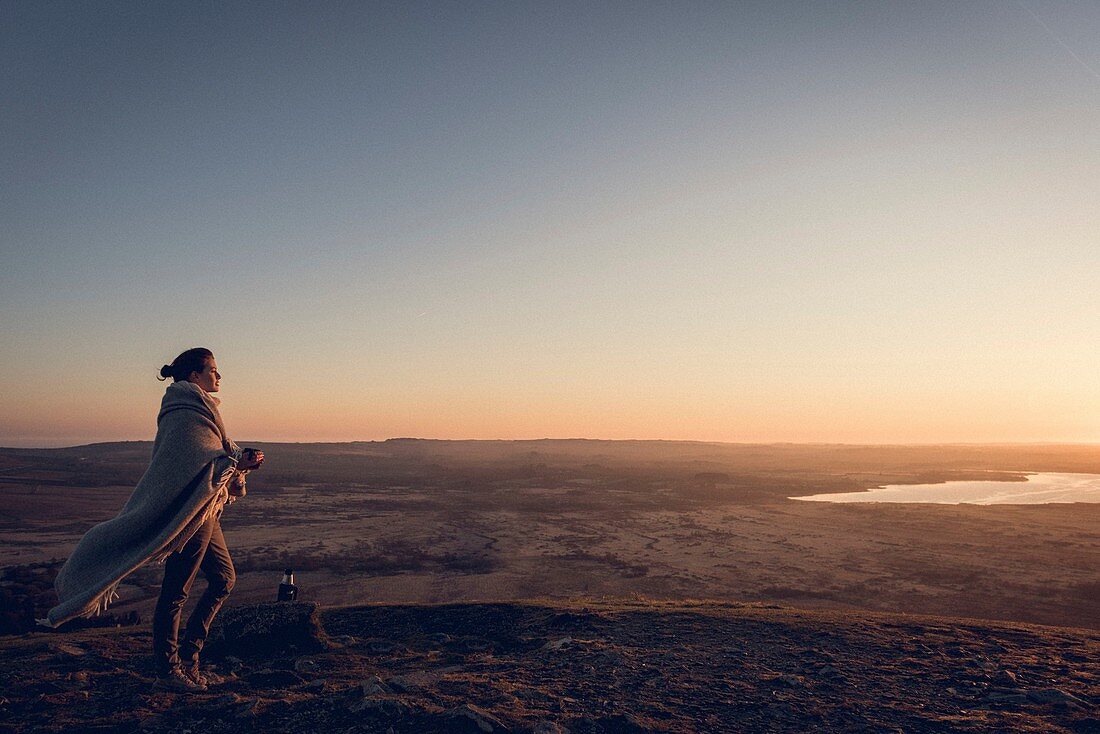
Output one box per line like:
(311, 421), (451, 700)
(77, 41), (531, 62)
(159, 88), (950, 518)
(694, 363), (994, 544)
(1, 599), (1098, 733)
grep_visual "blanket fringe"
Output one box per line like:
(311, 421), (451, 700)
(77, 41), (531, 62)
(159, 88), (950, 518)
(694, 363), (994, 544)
(90, 581), (122, 617)
(78, 490), (225, 621)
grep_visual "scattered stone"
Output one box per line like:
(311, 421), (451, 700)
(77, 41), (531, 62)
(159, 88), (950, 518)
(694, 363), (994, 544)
(996, 670), (1021, 687)
(544, 637), (572, 650)
(387, 674), (422, 693)
(768, 674), (803, 688)
(233, 698), (261, 719)
(360, 675), (391, 696)
(446, 702), (508, 732)
(294, 656), (320, 673)
(1026, 688), (1088, 706)
(427, 632), (452, 646)
(328, 634), (358, 648)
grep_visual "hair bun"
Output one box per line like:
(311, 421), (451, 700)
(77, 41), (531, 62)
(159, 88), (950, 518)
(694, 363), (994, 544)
(159, 348), (213, 383)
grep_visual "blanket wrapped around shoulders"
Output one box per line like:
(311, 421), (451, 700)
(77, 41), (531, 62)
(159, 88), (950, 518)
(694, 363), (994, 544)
(38, 380), (245, 628)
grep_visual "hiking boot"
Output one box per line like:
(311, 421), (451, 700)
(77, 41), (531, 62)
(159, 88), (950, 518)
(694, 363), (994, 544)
(185, 666), (224, 688)
(153, 668), (207, 692)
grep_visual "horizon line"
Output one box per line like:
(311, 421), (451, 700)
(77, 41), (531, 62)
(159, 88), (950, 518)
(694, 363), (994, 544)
(4, 437), (1100, 451)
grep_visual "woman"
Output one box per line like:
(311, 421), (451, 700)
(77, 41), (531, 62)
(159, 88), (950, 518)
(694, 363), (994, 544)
(40, 348), (264, 693)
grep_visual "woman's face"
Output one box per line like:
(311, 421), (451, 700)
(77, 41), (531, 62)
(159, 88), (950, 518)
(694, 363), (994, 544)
(188, 358), (221, 393)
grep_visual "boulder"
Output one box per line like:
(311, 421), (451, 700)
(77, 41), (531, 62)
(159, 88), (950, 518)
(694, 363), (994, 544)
(203, 601), (332, 662)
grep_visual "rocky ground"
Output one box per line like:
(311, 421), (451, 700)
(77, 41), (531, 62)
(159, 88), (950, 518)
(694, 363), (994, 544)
(1, 599), (1098, 733)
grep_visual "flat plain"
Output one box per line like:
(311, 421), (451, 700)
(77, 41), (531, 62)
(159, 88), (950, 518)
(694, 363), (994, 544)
(3, 439), (1098, 631)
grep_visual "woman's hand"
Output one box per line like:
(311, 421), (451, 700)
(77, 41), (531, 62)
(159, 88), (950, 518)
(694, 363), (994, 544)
(239, 448), (265, 471)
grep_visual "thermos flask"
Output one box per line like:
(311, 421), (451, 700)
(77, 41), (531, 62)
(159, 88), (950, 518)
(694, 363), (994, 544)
(277, 568), (299, 601)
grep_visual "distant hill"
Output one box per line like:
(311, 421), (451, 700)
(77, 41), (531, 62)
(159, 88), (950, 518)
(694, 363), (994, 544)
(5, 438), (1100, 480)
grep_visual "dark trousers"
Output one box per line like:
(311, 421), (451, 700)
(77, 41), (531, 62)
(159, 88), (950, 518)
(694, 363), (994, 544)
(152, 512), (235, 675)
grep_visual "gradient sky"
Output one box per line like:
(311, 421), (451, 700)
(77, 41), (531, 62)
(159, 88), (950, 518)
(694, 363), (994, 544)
(2, 1), (1099, 447)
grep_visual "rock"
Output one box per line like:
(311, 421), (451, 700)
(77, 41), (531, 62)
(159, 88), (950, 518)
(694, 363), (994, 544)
(984, 692), (1029, 705)
(447, 703), (508, 732)
(543, 637), (572, 650)
(768, 674), (803, 688)
(387, 673), (420, 691)
(995, 670), (1021, 687)
(1026, 688), (1087, 706)
(294, 656), (320, 673)
(233, 698), (261, 719)
(360, 675), (391, 696)
(427, 632), (451, 646)
(204, 602), (331, 662)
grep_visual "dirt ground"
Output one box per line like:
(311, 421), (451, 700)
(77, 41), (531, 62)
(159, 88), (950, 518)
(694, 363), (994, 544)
(2, 599), (1098, 733)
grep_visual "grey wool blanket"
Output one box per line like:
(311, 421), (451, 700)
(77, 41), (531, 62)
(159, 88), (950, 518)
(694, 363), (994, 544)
(38, 380), (245, 628)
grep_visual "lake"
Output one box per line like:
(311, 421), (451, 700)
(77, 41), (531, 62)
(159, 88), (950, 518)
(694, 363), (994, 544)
(791, 472), (1100, 505)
